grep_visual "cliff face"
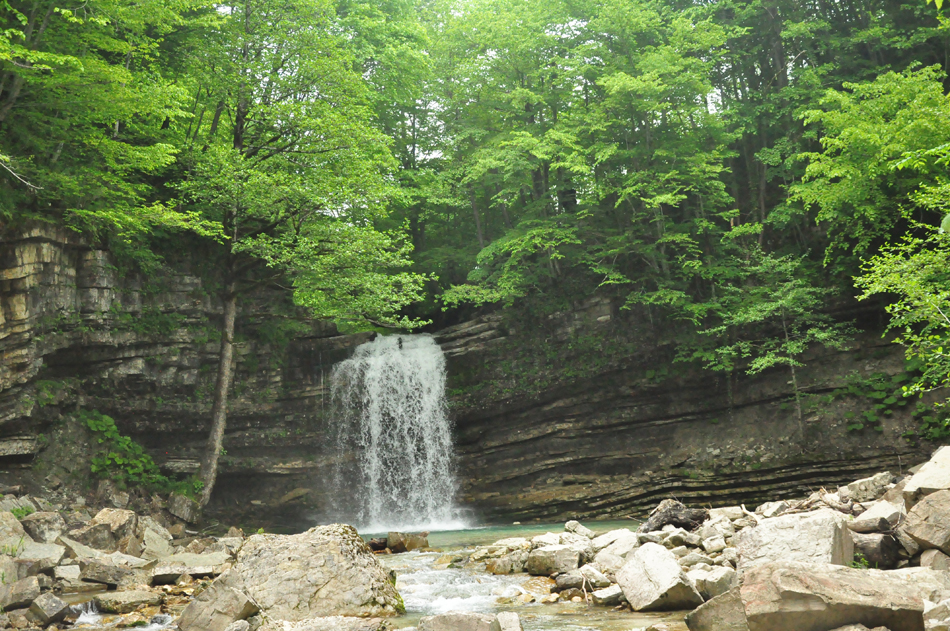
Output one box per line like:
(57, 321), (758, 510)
(0, 226), (935, 529)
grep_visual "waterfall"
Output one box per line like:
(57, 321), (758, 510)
(329, 334), (462, 532)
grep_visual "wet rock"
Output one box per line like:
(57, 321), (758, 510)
(178, 569), (260, 631)
(554, 570), (583, 591)
(19, 512), (65, 544)
(616, 542), (703, 611)
(741, 561), (950, 631)
(903, 489), (950, 553)
(496, 611), (523, 631)
(736, 509), (853, 571)
(685, 587), (749, 631)
(904, 446), (950, 507)
(591, 584), (624, 606)
(418, 611), (501, 631)
(387, 532), (428, 553)
(525, 545), (580, 576)
(27, 591), (67, 625)
(95, 589), (163, 613)
(851, 532), (900, 569)
(0, 576), (40, 610)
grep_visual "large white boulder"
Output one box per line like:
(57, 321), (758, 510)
(616, 542), (703, 611)
(597, 530), (639, 558)
(524, 544), (580, 575)
(740, 562), (950, 631)
(178, 524), (401, 631)
(736, 509), (853, 571)
(905, 447), (950, 506)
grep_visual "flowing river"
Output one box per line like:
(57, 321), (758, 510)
(368, 523), (689, 631)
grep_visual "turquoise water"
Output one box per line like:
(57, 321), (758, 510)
(374, 521), (690, 631)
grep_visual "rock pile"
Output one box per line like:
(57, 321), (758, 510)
(465, 446), (950, 631)
(0, 490), (403, 631)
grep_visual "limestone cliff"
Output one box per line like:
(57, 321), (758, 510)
(0, 225), (937, 528)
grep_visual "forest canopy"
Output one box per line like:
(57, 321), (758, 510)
(4, 0), (950, 496)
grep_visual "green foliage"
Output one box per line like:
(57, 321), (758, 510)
(81, 410), (203, 497)
(10, 507), (33, 520)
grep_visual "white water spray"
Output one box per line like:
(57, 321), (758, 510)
(330, 334), (462, 532)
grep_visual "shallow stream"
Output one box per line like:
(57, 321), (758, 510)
(372, 522), (690, 631)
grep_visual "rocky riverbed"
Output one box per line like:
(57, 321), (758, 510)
(3, 448), (950, 630)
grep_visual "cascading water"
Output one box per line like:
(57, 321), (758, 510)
(329, 334), (463, 532)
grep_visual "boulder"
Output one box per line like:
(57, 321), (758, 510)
(225, 622), (251, 631)
(689, 565), (737, 600)
(710, 506), (746, 521)
(28, 592), (68, 625)
(555, 570), (584, 591)
(849, 501), (904, 534)
(497, 612), (523, 631)
(221, 524), (401, 620)
(592, 550), (624, 574)
(702, 535), (727, 554)
(926, 598), (950, 631)
(0, 512), (29, 552)
(531, 533), (561, 548)
(616, 542), (703, 611)
(524, 545), (580, 576)
(53, 565), (80, 580)
(685, 588), (750, 631)
(19, 512), (65, 544)
(903, 490), (950, 553)
(168, 493), (200, 523)
(67, 508), (137, 552)
(141, 527), (174, 559)
(736, 509), (853, 571)
(387, 532), (428, 553)
(904, 447), (950, 507)
(559, 532), (594, 562)
(591, 584), (624, 606)
(17, 541), (64, 571)
(638, 499), (708, 534)
(95, 589), (163, 613)
(740, 561), (950, 631)
(578, 564), (610, 588)
(565, 521), (595, 539)
(840, 472), (894, 503)
(851, 532), (900, 569)
(0, 576), (40, 610)
(756, 502), (789, 519)
(597, 530), (639, 559)
(922, 549), (950, 571)
(591, 529), (635, 553)
(418, 612), (501, 631)
(178, 569), (260, 631)
(80, 559), (134, 586)
(58, 534), (104, 559)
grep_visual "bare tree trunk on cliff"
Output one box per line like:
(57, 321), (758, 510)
(198, 282), (237, 506)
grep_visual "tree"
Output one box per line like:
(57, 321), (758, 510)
(691, 239), (852, 439)
(174, 0), (428, 506)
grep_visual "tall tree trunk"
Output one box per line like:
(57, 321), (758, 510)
(198, 283), (238, 506)
(470, 189), (486, 250)
(781, 311), (805, 446)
